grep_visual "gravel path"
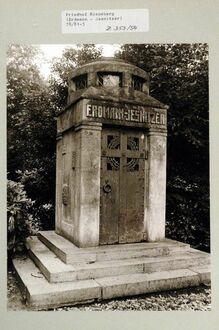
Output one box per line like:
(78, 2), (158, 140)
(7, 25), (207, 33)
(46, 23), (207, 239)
(7, 270), (211, 311)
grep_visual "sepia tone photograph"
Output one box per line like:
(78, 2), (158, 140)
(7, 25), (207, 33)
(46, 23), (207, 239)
(7, 43), (210, 311)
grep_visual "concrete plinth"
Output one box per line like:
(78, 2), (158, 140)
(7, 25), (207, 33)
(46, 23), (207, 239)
(12, 231), (210, 309)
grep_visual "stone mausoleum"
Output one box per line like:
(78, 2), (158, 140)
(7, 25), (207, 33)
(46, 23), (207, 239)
(56, 57), (167, 247)
(13, 58), (210, 309)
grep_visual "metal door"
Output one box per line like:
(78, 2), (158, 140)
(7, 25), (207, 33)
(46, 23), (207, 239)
(100, 128), (146, 244)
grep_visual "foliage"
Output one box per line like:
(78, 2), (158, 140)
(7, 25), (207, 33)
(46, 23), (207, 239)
(7, 44), (57, 229)
(7, 44), (102, 231)
(16, 169), (55, 230)
(7, 45), (57, 174)
(165, 176), (210, 251)
(7, 179), (39, 255)
(116, 44), (209, 251)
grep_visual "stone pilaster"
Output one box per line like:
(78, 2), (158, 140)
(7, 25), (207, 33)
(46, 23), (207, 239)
(144, 129), (167, 241)
(55, 133), (63, 233)
(74, 122), (102, 247)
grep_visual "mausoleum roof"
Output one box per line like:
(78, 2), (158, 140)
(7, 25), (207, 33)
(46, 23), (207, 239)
(69, 57), (149, 81)
(61, 57), (169, 116)
(63, 86), (168, 114)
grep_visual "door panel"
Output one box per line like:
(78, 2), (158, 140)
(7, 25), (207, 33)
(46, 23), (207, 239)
(119, 157), (145, 243)
(100, 128), (145, 244)
(100, 131), (121, 244)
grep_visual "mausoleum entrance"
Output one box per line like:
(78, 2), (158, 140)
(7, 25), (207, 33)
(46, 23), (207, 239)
(100, 127), (146, 245)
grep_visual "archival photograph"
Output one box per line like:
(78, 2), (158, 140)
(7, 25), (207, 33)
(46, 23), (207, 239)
(7, 43), (210, 311)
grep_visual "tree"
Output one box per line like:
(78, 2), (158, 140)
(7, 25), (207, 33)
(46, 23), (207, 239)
(116, 44), (209, 250)
(7, 44), (57, 229)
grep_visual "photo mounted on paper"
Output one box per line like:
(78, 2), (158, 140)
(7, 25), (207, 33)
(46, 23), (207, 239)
(7, 43), (210, 311)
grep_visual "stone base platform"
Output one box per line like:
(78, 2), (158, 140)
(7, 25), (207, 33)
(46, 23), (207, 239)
(12, 231), (211, 310)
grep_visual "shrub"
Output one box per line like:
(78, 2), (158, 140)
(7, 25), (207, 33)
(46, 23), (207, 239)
(16, 169), (55, 230)
(7, 179), (39, 256)
(33, 203), (55, 231)
(166, 176), (210, 252)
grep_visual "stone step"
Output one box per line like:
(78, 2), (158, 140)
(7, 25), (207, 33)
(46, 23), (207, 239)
(13, 257), (101, 309)
(12, 256), (210, 309)
(189, 265), (211, 285)
(37, 231), (79, 263)
(95, 266), (211, 300)
(74, 249), (210, 281)
(25, 237), (77, 283)
(26, 236), (210, 283)
(37, 231), (190, 264)
(26, 237), (144, 282)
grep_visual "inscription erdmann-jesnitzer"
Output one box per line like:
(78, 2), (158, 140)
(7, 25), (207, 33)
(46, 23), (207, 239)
(86, 104), (166, 125)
